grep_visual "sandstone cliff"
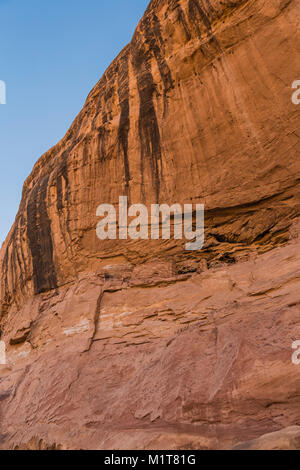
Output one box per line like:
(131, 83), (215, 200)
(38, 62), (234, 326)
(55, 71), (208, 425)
(0, 0), (300, 450)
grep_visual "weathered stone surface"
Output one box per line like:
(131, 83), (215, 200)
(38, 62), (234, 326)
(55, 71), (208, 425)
(234, 426), (300, 450)
(0, 225), (300, 449)
(0, 0), (300, 450)
(1, 0), (300, 311)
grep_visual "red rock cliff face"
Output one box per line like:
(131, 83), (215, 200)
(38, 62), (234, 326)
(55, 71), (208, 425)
(0, 0), (300, 450)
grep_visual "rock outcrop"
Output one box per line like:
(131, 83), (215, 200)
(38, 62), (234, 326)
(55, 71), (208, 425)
(234, 426), (300, 450)
(0, 0), (300, 450)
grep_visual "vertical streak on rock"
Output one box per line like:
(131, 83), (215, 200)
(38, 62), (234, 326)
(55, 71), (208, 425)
(143, 13), (174, 115)
(91, 76), (106, 132)
(1, 239), (13, 308)
(96, 128), (108, 163)
(131, 31), (162, 204)
(55, 150), (73, 259)
(188, 0), (212, 37)
(27, 175), (57, 294)
(203, 0), (217, 17)
(188, 0), (223, 60)
(56, 151), (69, 213)
(1, 251), (10, 312)
(18, 214), (27, 281)
(176, 2), (192, 41)
(167, 0), (192, 41)
(117, 48), (131, 197)
(1, 203), (27, 312)
(102, 71), (115, 126)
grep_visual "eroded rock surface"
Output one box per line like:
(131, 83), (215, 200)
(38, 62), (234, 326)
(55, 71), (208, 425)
(234, 426), (300, 450)
(0, 0), (300, 450)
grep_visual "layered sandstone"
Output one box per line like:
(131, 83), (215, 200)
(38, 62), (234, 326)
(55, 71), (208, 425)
(0, 0), (300, 450)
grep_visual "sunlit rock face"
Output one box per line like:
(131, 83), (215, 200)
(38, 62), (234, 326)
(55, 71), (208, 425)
(0, 0), (300, 450)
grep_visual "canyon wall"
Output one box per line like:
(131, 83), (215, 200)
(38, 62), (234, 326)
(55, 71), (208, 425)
(0, 0), (300, 449)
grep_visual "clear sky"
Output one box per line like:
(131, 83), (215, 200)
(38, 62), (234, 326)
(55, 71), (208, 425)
(0, 0), (149, 244)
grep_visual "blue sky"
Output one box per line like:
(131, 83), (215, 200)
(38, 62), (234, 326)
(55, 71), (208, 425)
(0, 0), (149, 244)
